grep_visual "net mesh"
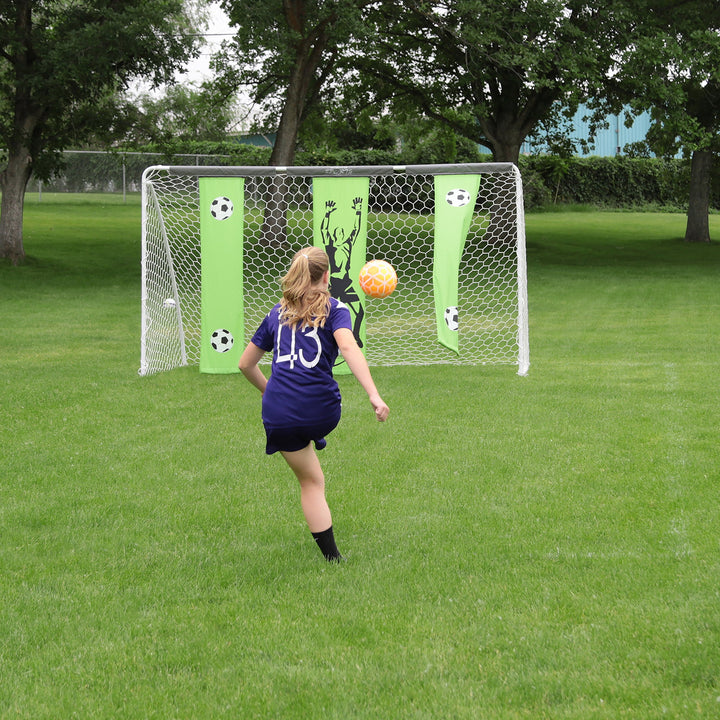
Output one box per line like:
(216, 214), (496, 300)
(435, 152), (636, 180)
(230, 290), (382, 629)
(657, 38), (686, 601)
(140, 164), (528, 376)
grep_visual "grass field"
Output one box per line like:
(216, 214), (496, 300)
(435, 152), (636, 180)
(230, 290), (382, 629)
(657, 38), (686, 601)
(1, 195), (719, 718)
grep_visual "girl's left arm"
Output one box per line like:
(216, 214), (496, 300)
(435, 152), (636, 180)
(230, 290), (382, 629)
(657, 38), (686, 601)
(238, 342), (268, 394)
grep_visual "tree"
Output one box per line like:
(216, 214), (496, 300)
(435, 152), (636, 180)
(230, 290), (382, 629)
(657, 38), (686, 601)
(126, 84), (242, 146)
(218, 0), (372, 167)
(216, 0), (373, 243)
(613, 1), (720, 242)
(353, 0), (627, 165)
(0, 0), (198, 265)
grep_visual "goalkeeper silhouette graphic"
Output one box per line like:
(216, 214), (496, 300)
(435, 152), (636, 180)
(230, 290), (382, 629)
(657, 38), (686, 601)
(321, 197), (365, 348)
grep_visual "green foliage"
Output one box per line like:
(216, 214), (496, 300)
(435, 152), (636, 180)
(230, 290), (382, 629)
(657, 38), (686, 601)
(613, 1), (720, 156)
(298, 105), (398, 153)
(352, 1), (629, 161)
(520, 155), (709, 211)
(296, 126), (483, 167)
(295, 147), (398, 167)
(27, 145), (715, 213)
(125, 85), (241, 145)
(519, 165), (553, 208)
(212, 1), (643, 165)
(218, 0), (369, 101)
(2, 200), (719, 717)
(217, 0), (373, 164)
(0, 0), (198, 176)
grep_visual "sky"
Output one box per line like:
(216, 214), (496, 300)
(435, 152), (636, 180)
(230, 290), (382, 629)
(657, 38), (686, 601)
(177, 2), (234, 85)
(130, 2), (234, 94)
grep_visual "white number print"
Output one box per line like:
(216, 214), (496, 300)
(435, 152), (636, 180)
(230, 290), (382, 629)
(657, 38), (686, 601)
(275, 324), (322, 369)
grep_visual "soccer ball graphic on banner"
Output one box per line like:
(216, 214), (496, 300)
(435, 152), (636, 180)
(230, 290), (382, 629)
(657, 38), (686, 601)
(445, 188), (471, 207)
(210, 196), (234, 221)
(211, 328), (234, 352)
(444, 306), (459, 331)
(359, 260), (398, 298)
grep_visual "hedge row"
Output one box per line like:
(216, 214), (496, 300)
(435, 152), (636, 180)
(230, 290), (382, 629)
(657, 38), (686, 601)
(518, 155), (715, 210)
(28, 143), (717, 211)
(294, 151), (718, 211)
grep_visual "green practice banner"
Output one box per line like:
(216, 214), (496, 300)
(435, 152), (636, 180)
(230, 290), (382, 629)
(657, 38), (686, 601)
(199, 177), (245, 373)
(433, 175), (481, 354)
(313, 176), (369, 374)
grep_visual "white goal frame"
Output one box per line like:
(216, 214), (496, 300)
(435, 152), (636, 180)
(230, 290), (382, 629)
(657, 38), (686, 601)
(140, 163), (529, 376)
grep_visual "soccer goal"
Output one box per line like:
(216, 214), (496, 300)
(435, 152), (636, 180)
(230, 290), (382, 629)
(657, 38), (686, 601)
(140, 163), (529, 377)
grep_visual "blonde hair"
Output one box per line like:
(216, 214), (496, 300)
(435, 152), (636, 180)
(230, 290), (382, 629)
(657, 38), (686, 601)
(279, 247), (331, 329)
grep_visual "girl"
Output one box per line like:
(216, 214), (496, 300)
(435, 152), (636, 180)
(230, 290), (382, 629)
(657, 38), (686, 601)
(238, 246), (389, 562)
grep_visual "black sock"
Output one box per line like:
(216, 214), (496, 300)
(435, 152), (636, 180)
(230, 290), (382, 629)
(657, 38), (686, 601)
(311, 526), (343, 562)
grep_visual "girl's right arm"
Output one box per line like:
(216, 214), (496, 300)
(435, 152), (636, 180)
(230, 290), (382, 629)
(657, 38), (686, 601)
(238, 342), (268, 395)
(334, 328), (389, 422)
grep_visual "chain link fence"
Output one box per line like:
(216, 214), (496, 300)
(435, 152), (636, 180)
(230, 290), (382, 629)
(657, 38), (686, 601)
(28, 150), (233, 201)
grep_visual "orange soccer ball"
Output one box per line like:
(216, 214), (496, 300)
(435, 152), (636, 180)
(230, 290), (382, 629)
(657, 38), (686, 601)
(358, 260), (397, 299)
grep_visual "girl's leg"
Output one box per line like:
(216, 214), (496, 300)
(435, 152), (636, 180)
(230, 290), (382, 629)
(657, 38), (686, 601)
(280, 443), (331, 532)
(280, 443), (342, 561)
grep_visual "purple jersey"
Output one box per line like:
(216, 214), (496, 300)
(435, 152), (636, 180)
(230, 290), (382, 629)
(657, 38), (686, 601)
(251, 298), (352, 428)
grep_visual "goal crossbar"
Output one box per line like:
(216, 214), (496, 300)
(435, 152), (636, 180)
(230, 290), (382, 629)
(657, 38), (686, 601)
(155, 162), (518, 177)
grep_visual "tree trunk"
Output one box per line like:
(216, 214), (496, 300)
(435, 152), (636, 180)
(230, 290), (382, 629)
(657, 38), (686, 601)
(260, 57), (308, 246)
(269, 95), (301, 168)
(259, 5), (335, 246)
(260, 91), (302, 247)
(0, 146), (33, 265)
(490, 141), (521, 166)
(684, 149), (712, 243)
(484, 131), (523, 245)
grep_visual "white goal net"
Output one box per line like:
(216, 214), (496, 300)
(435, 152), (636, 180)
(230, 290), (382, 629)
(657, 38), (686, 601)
(140, 163), (529, 376)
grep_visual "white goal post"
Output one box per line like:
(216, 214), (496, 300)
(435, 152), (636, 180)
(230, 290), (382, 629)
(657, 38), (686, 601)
(140, 163), (529, 377)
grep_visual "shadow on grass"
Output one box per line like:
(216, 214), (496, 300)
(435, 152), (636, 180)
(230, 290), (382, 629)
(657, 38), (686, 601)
(525, 211), (719, 271)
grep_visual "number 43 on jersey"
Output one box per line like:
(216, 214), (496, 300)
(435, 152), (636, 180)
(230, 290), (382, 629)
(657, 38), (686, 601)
(275, 324), (321, 369)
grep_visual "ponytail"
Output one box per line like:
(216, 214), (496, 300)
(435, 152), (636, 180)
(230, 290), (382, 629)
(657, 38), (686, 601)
(279, 247), (331, 328)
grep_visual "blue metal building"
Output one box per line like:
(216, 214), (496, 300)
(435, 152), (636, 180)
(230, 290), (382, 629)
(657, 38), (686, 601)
(520, 105), (664, 157)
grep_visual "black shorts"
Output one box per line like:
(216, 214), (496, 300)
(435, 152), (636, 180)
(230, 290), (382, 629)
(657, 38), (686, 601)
(263, 417), (340, 455)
